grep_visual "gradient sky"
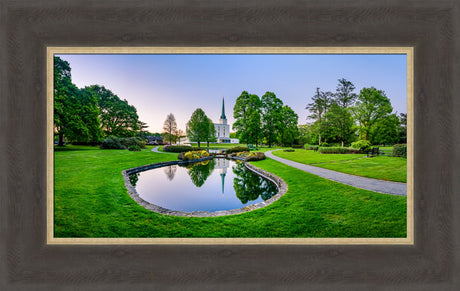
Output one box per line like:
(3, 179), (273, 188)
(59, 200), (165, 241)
(57, 54), (407, 133)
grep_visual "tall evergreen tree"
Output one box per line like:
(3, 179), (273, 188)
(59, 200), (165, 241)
(329, 79), (358, 147)
(306, 88), (332, 145)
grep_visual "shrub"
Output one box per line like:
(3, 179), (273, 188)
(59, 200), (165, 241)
(319, 147), (362, 154)
(283, 149), (295, 152)
(128, 145), (142, 151)
(122, 137), (146, 149)
(350, 140), (371, 153)
(244, 152), (266, 162)
(319, 142), (329, 147)
(226, 146), (250, 154)
(393, 144), (407, 158)
(292, 144), (303, 149)
(100, 136), (124, 149)
(163, 145), (204, 153)
(304, 144), (319, 150)
(236, 151), (249, 157)
(180, 150), (210, 161)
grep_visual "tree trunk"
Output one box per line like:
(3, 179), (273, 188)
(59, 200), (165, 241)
(58, 133), (64, 146)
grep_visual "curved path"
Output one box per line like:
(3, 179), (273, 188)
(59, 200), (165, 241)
(151, 146), (168, 154)
(265, 150), (406, 196)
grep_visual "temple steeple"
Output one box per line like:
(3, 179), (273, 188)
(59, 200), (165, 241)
(219, 97), (227, 124)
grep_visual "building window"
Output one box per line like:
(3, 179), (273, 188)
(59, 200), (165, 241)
(223, 127), (225, 136)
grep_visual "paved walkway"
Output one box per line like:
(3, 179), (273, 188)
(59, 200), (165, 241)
(151, 146), (168, 154)
(265, 150), (406, 196)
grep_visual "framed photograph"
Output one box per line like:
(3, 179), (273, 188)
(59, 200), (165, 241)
(2, 1), (458, 290)
(47, 47), (413, 246)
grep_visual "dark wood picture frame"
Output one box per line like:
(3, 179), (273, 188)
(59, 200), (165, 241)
(1, 0), (459, 290)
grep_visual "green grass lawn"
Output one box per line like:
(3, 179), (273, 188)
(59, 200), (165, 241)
(54, 145), (406, 238)
(273, 149), (407, 183)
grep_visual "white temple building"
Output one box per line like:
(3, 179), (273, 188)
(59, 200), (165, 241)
(214, 97), (239, 144)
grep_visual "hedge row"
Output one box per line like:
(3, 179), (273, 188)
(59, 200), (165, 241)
(318, 147), (362, 154)
(163, 145), (204, 153)
(392, 144), (407, 158)
(225, 146), (250, 154)
(100, 136), (146, 150)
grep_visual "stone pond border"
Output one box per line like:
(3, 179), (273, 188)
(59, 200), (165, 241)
(122, 157), (288, 217)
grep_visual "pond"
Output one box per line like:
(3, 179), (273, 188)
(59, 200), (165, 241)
(129, 158), (278, 213)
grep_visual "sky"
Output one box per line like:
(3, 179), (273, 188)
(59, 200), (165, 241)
(56, 53), (407, 133)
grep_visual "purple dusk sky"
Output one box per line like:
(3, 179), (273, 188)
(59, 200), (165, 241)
(56, 54), (407, 133)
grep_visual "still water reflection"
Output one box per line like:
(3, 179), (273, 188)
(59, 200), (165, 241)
(129, 158), (277, 212)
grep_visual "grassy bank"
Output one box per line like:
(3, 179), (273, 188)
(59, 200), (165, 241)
(273, 149), (407, 183)
(54, 145), (406, 238)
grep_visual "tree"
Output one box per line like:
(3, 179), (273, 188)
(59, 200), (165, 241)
(186, 108), (211, 147)
(175, 129), (185, 145)
(353, 87), (393, 141)
(298, 124), (316, 145)
(335, 78), (358, 108)
(330, 79), (358, 147)
(398, 113), (407, 143)
(369, 114), (400, 145)
(204, 117), (217, 147)
(136, 121), (150, 140)
(261, 92), (283, 147)
(279, 105), (299, 146)
(324, 102), (356, 147)
(233, 91), (262, 145)
(54, 57), (101, 145)
(163, 113), (177, 144)
(306, 88), (332, 145)
(83, 85), (139, 137)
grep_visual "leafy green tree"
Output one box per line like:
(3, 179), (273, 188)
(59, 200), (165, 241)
(261, 92), (283, 147)
(353, 87), (393, 141)
(398, 113), (407, 143)
(324, 102), (356, 147)
(135, 121), (150, 140)
(163, 113), (177, 144)
(54, 57), (101, 145)
(306, 88), (332, 145)
(233, 91), (262, 145)
(279, 105), (299, 146)
(83, 85), (139, 137)
(205, 117), (217, 147)
(298, 124), (316, 145)
(370, 114), (400, 145)
(186, 108), (211, 147)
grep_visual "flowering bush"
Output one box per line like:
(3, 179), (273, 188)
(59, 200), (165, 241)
(179, 150), (210, 161)
(244, 152), (266, 162)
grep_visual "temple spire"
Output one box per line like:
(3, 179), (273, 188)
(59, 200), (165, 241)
(220, 96), (226, 120)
